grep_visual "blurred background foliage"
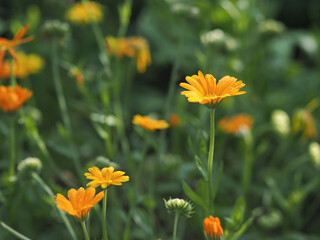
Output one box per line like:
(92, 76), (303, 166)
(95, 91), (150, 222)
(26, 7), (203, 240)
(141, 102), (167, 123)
(0, 0), (320, 239)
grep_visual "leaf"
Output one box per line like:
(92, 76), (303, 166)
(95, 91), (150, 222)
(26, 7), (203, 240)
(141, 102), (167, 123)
(211, 162), (223, 201)
(228, 217), (254, 240)
(226, 196), (246, 231)
(183, 181), (208, 211)
(195, 155), (208, 180)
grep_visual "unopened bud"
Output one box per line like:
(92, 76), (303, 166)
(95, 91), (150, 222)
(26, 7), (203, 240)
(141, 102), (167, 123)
(164, 198), (194, 217)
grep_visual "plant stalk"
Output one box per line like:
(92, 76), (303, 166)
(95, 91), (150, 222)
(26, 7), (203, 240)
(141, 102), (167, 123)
(207, 108), (216, 211)
(172, 213), (180, 240)
(102, 189), (109, 240)
(81, 221), (90, 240)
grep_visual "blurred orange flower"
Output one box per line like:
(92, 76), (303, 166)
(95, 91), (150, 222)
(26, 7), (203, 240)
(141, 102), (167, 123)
(105, 36), (151, 73)
(293, 109), (317, 139)
(66, 2), (103, 24)
(0, 85), (32, 112)
(203, 215), (223, 239)
(169, 114), (180, 127)
(0, 24), (33, 69)
(70, 67), (84, 85)
(55, 187), (104, 221)
(133, 115), (169, 131)
(218, 114), (253, 134)
(180, 71), (245, 108)
(0, 52), (43, 79)
(85, 166), (129, 189)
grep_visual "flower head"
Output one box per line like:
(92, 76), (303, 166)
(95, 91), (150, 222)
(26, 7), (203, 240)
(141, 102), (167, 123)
(293, 109), (317, 139)
(164, 198), (194, 217)
(105, 36), (151, 73)
(66, 2), (103, 24)
(17, 157), (42, 174)
(0, 52), (44, 79)
(133, 115), (169, 131)
(85, 166), (129, 189)
(218, 114), (253, 134)
(0, 85), (32, 112)
(309, 142), (320, 168)
(0, 24), (33, 69)
(70, 67), (84, 85)
(55, 187), (104, 221)
(169, 114), (180, 127)
(203, 215), (223, 239)
(271, 110), (290, 136)
(180, 71), (245, 108)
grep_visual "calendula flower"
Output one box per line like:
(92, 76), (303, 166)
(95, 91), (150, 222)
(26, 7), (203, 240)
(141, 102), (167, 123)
(0, 52), (44, 79)
(0, 85), (32, 112)
(203, 215), (223, 239)
(70, 67), (84, 85)
(0, 24), (33, 69)
(85, 166), (129, 188)
(180, 71), (246, 108)
(218, 114), (253, 134)
(133, 115), (169, 131)
(164, 198), (194, 217)
(105, 36), (151, 73)
(66, 2), (103, 24)
(55, 187), (104, 221)
(169, 114), (180, 127)
(293, 109), (317, 139)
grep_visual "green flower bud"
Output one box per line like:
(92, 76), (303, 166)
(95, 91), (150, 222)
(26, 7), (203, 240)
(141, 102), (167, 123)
(42, 20), (70, 40)
(164, 198), (194, 218)
(17, 157), (42, 175)
(271, 110), (290, 136)
(309, 142), (320, 168)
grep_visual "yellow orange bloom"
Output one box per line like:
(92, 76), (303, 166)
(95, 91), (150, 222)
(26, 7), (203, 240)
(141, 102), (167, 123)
(180, 71), (246, 108)
(85, 166), (129, 189)
(55, 187), (104, 221)
(169, 114), (180, 127)
(0, 24), (33, 69)
(105, 36), (151, 73)
(0, 52), (44, 79)
(0, 85), (32, 112)
(293, 109), (317, 139)
(218, 114), (253, 134)
(203, 215), (223, 239)
(70, 67), (84, 85)
(66, 2), (103, 24)
(133, 115), (169, 131)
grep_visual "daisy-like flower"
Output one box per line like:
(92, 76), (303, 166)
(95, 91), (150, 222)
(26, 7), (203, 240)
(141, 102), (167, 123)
(0, 24), (33, 69)
(55, 187), (104, 221)
(0, 52), (44, 79)
(0, 85), (32, 112)
(218, 114), (253, 134)
(66, 2), (103, 24)
(105, 36), (151, 73)
(133, 115), (169, 131)
(203, 215), (223, 239)
(85, 166), (129, 189)
(180, 71), (246, 108)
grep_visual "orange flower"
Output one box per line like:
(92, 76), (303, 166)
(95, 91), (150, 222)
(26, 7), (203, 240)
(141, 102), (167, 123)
(203, 215), (223, 239)
(293, 109), (317, 139)
(218, 114), (253, 134)
(105, 36), (151, 73)
(70, 67), (84, 85)
(133, 115), (169, 131)
(85, 166), (129, 189)
(180, 71), (245, 108)
(169, 114), (180, 127)
(0, 24), (33, 69)
(0, 85), (32, 112)
(55, 187), (104, 221)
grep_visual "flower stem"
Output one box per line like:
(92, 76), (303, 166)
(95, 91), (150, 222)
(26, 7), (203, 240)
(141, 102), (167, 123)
(0, 221), (31, 240)
(81, 221), (90, 240)
(9, 60), (17, 86)
(51, 40), (83, 181)
(9, 116), (15, 178)
(241, 131), (254, 193)
(31, 172), (77, 240)
(172, 213), (180, 240)
(207, 108), (216, 211)
(102, 189), (109, 240)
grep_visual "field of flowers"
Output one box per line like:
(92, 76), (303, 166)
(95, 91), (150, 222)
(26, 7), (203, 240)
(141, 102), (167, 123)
(0, 0), (320, 239)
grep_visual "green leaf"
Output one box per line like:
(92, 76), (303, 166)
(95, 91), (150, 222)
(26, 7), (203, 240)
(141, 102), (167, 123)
(183, 181), (208, 211)
(195, 155), (208, 180)
(228, 217), (254, 240)
(211, 162), (223, 201)
(226, 196), (246, 231)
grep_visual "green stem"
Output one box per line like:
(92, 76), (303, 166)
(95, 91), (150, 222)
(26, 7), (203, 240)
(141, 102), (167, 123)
(207, 108), (216, 211)
(51, 40), (83, 180)
(102, 189), (109, 240)
(31, 172), (77, 240)
(9, 117), (15, 178)
(241, 131), (254, 193)
(117, 0), (132, 38)
(9, 60), (17, 86)
(172, 213), (180, 240)
(81, 0), (111, 76)
(81, 221), (90, 240)
(123, 141), (148, 240)
(0, 221), (31, 240)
